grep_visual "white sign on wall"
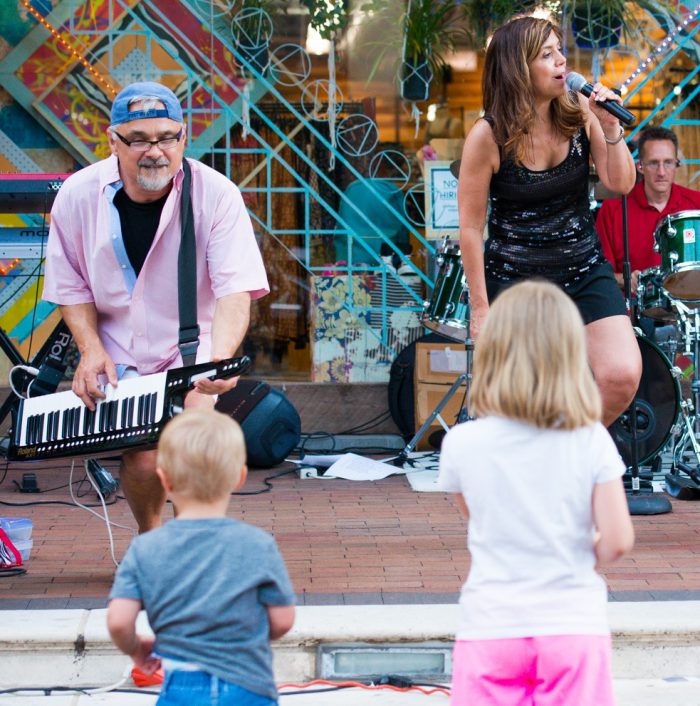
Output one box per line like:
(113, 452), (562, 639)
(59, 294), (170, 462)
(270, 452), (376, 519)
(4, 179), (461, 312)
(425, 161), (459, 239)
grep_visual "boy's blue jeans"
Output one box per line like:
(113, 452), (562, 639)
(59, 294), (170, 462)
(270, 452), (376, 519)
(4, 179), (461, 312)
(157, 670), (277, 706)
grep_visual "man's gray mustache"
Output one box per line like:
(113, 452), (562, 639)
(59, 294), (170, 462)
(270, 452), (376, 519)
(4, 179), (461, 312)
(138, 159), (169, 167)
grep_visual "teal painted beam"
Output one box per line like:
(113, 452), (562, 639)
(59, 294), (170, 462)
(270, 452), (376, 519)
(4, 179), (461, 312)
(188, 80), (270, 159)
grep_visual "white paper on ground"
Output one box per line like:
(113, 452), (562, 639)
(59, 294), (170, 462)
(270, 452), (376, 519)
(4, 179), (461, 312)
(325, 453), (400, 481)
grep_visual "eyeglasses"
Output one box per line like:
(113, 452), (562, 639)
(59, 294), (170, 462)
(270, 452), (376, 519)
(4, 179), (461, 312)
(639, 159), (681, 171)
(113, 129), (183, 152)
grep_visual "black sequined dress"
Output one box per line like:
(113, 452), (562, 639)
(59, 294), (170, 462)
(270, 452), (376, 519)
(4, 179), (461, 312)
(485, 126), (605, 289)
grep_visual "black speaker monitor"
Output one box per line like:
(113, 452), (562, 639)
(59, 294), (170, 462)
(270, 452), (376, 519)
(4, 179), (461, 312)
(216, 379), (301, 468)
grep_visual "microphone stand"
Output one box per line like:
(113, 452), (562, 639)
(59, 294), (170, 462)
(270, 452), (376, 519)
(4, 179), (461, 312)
(620, 194), (671, 515)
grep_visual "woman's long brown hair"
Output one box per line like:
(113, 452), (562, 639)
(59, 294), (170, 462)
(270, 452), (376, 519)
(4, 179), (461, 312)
(482, 16), (584, 165)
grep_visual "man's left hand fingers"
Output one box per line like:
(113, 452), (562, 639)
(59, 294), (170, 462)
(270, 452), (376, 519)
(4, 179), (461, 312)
(193, 376), (239, 396)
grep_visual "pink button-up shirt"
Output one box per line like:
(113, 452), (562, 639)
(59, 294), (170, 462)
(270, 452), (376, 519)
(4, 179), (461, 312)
(43, 155), (269, 374)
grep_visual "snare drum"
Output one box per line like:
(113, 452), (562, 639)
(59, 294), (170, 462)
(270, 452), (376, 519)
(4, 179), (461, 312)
(608, 331), (681, 467)
(422, 244), (470, 341)
(654, 210), (700, 299)
(637, 267), (674, 322)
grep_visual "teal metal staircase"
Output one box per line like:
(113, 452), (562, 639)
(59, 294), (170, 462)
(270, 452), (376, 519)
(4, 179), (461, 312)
(1, 0), (699, 378)
(0, 0), (435, 380)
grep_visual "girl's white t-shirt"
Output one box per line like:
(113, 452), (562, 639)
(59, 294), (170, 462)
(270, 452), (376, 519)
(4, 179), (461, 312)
(438, 416), (625, 640)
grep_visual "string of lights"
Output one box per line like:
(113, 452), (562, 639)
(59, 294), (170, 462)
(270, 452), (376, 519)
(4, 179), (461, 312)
(21, 0), (117, 96)
(0, 259), (21, 278)
(621, 4), (700, 89)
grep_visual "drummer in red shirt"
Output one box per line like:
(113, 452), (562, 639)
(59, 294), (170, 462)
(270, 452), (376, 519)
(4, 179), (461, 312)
(596, 126), (700, 294)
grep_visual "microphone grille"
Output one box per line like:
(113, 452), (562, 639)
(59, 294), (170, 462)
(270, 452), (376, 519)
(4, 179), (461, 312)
(565, 72), (586, 91)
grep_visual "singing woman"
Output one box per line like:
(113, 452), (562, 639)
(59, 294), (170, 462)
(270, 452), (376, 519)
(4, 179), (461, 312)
(457, 16), (639, 425)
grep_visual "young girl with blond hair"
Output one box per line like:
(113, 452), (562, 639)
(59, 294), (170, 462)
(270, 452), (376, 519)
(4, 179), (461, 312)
(439, 279), (634, 706)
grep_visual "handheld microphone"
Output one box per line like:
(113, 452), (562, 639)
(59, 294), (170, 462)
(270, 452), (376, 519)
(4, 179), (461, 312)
(565, 72), (635, 126)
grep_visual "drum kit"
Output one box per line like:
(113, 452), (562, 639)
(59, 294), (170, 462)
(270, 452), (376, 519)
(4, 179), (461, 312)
(405, 213), (700, 498)
(613, 209), (700, 498)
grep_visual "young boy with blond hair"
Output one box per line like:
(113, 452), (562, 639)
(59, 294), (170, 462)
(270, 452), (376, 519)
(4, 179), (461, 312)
(108, 409), (295, 705)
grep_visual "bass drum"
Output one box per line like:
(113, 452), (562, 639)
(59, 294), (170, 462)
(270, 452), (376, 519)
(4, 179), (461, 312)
(608, 332), (681, 467)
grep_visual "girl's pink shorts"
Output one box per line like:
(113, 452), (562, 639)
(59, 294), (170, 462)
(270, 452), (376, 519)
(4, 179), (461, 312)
(450, 634), (615, 706)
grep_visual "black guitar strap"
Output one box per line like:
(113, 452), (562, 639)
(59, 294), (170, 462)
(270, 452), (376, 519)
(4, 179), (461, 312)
(177, 158), (199, 367)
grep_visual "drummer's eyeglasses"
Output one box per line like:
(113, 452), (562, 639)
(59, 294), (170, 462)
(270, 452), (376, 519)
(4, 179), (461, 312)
(113, 129), (183, 152)
(639, 159), (681, 171)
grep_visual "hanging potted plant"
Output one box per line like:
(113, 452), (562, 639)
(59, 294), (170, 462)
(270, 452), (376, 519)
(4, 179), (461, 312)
(400, 0), (466, 101)
(460, 0), (638, 52)
(568, 0), (627, 49)
(362, 0), (467, 102)
(230, 0), (276, 77)
(461, 0), (545, 50)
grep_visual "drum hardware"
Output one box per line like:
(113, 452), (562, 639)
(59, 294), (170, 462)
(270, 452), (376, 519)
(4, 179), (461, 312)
(664, 297), (700, 498)
(673, 399), (700, 469)
(616, 194), (673, 513)
(668, 398), (700, 499)
(619, 207), (700, 505)
(393, 239), (473, 466)
(637, 269), (675, 322)
(392, 349), (473, 468)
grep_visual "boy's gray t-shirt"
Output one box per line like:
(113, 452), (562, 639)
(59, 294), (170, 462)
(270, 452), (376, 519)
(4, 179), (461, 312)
(109, 517), (295, 699)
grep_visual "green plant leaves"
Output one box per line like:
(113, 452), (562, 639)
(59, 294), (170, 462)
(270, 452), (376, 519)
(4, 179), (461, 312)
(301, 0), (349, 39)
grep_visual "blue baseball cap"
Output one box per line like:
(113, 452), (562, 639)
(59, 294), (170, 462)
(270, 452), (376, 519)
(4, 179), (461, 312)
(110, 82), (183, 126)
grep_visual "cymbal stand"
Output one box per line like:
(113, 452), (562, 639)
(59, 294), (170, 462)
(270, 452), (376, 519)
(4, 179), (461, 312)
(620, 195), (671, 513)
(668, 299), (700, 492)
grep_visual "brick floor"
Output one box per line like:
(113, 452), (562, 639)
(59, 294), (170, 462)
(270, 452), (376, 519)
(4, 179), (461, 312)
(1, 458), (700, 607)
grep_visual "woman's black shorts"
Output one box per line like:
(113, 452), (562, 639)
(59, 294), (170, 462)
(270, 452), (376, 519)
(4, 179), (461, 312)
(485, 261), (627, 325)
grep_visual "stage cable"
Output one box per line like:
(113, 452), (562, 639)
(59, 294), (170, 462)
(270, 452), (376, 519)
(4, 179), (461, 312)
(0, 675), (449, 698)
(278, 677), (450, 696)
(338, 411), (392, 435)
(232, 467), (298, 495)
(69, 459), (134, 568)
